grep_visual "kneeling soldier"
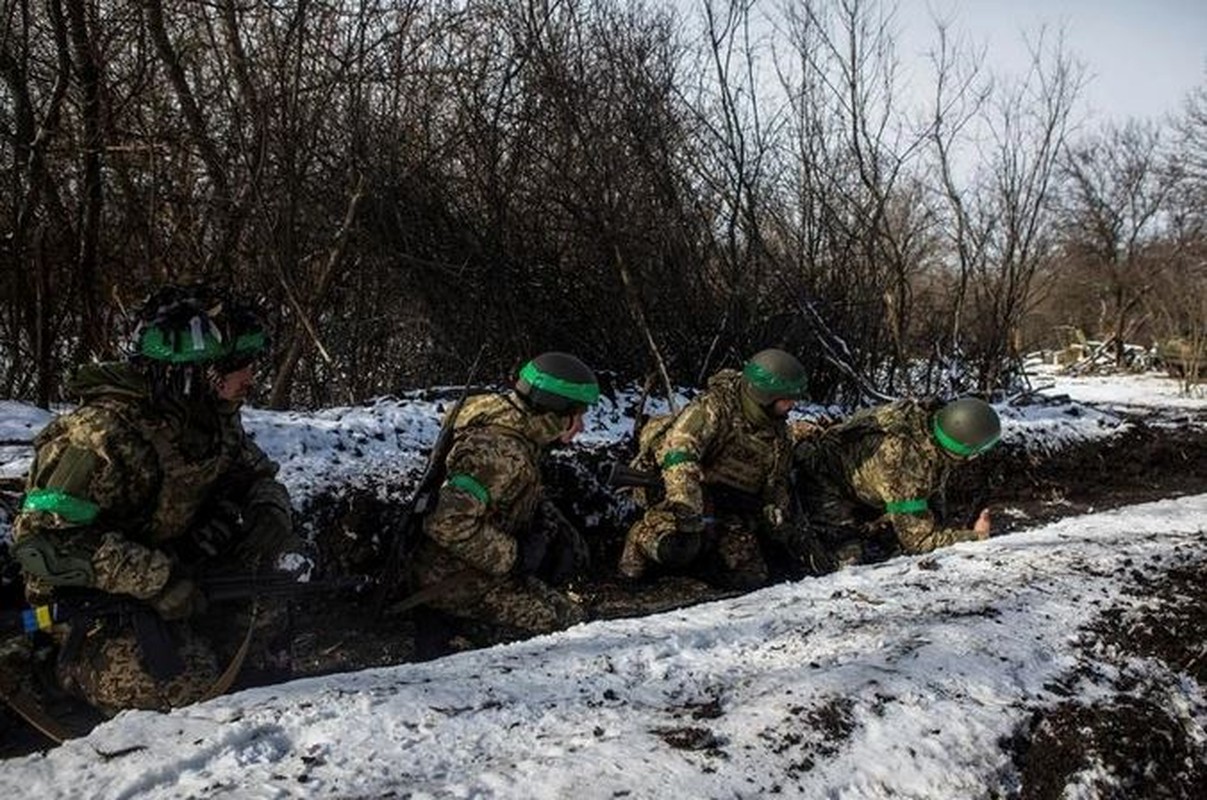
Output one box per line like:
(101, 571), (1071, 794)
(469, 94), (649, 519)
(12, 284), (302, 714)
(409, 352), (599, 657)
(618, 349), (807, 589)
(794, 396), (1001, 567)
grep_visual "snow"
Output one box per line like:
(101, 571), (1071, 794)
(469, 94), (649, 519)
(1, 495), (1203, 798)
(1, 369), (1205, 797)
(1026, 363), (1207, 418)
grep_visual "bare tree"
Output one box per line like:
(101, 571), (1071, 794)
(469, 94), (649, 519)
(1056, 120), (1174, 364)
(929, 25), (1084, 391)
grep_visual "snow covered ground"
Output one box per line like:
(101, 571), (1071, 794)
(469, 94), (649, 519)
(1, 369), (1205, 797)
(1, 494), (1203, 798)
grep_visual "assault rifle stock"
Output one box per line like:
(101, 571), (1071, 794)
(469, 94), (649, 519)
(374, 347), (485, 614)
(602, 461), (662, 491)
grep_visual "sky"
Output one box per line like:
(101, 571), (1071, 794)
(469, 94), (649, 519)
(707, 0), (1207, 128)
(900, 0), (1207, 123)
(1, 368), (1206, 797)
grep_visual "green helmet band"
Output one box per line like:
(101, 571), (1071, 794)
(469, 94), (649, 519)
(232, 330), (267, 355)
(932, 417), (999, 457)
(519, 360), (600, 406)
(743, 360), (806, 399)
(139, 324), (226, 363)
(139, 322), (267, 365)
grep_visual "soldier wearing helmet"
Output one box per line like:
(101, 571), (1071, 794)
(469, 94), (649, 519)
(11, 284), (303, 714)
(793, 396), (1001, 569)
(617, 349), (807, 589)
(410, 352), (600, 657)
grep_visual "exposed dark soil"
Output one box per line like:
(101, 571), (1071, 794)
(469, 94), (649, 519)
(1005, 560), (1207, 799)
(3, 409), (1207, 780)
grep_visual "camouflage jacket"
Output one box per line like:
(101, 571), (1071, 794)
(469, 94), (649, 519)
(415, 392), (568, 583)
(640, 370), (793, 519)
(13, 362), (292, 603)
(794, 399), (979, 553)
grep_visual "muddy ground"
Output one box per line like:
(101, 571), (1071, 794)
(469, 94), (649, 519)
(3, 411), (1207, 794)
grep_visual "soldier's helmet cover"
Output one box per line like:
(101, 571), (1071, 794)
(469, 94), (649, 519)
(742, 348), (809, 405)
(515, 352), (600, 414)
(932, 397), (1001, 457)
(131, 284), (268, 398)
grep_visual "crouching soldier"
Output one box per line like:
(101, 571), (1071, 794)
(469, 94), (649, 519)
(10, 285), (304, 715)
(409, 352), (599, 658)
(794, 397), (1001, 567)
(617, 349), (807, 590)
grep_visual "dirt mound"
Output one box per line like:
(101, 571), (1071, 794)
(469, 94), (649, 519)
(956, 421), (1207, 533)
(1007, 559), (1207, 799)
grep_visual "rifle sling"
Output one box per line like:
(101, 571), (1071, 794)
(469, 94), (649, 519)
(0, 686), (77, 745)
(382, 569), (483, 617)
(202, 600), (258, 702)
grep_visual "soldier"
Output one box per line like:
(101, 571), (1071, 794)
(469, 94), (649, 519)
(409, 352), (599, 657)
(617, 349), (808, 589)
(793, 396), (1001, 567)
(10, 284), (302, 714)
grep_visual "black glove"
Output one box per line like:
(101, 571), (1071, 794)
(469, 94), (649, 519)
(184, 499), (245, 560)
(238, 501), (296, 561)
(514, 528), (550, 576)
(790, 529), (838, 576)
(654, 530), (702, 568)
(150, 577), (207, 621)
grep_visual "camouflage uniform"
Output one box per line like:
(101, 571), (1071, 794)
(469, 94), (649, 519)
(12, 363), (297, 713)
(793, 399), (981, 565)
(618, 370), (794, 588)
(410, 392), (584, 646)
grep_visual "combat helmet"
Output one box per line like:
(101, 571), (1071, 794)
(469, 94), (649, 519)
(932, 397), (1001, 458)
(515, 352), (600, 414)
(742, 348), (809, 405)
(131, 284), (268, 399)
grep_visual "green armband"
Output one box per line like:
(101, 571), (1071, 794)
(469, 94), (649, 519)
(885, 498), (928, 515)
(447, 473), (492, 506)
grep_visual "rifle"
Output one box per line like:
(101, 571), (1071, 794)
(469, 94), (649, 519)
(4, 571), (372, 637)
(0, 571), (368, 744)
(374, 346), (485, 613)
(602, 461), (764, 515)
(604, 461), (840, 575)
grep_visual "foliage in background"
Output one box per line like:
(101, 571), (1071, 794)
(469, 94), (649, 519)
(1, 0), (1203, 408)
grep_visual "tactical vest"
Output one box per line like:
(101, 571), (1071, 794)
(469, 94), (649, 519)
(635, 372), (788, 497)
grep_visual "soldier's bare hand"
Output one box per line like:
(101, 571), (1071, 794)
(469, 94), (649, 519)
(973, 508), (992, 539)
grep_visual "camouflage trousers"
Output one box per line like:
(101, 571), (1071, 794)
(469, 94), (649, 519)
(54, 601), (278, 715)
(420, 571), (585, 640)
(618, 507), (769, 589)
(56, 619), (220, 714)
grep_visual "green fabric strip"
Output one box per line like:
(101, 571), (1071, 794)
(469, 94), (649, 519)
(519, 361), (600, 405)
(743, 361), (807, 397)
(661, 450), (697, 469)
(21, 488), (100, 524)
(884, 498), (929, 514)
(233, 330), (267, 354)
(932, 417), (999, 457)
(447, 473), (491, 506)
(139, 325), (226, 363)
